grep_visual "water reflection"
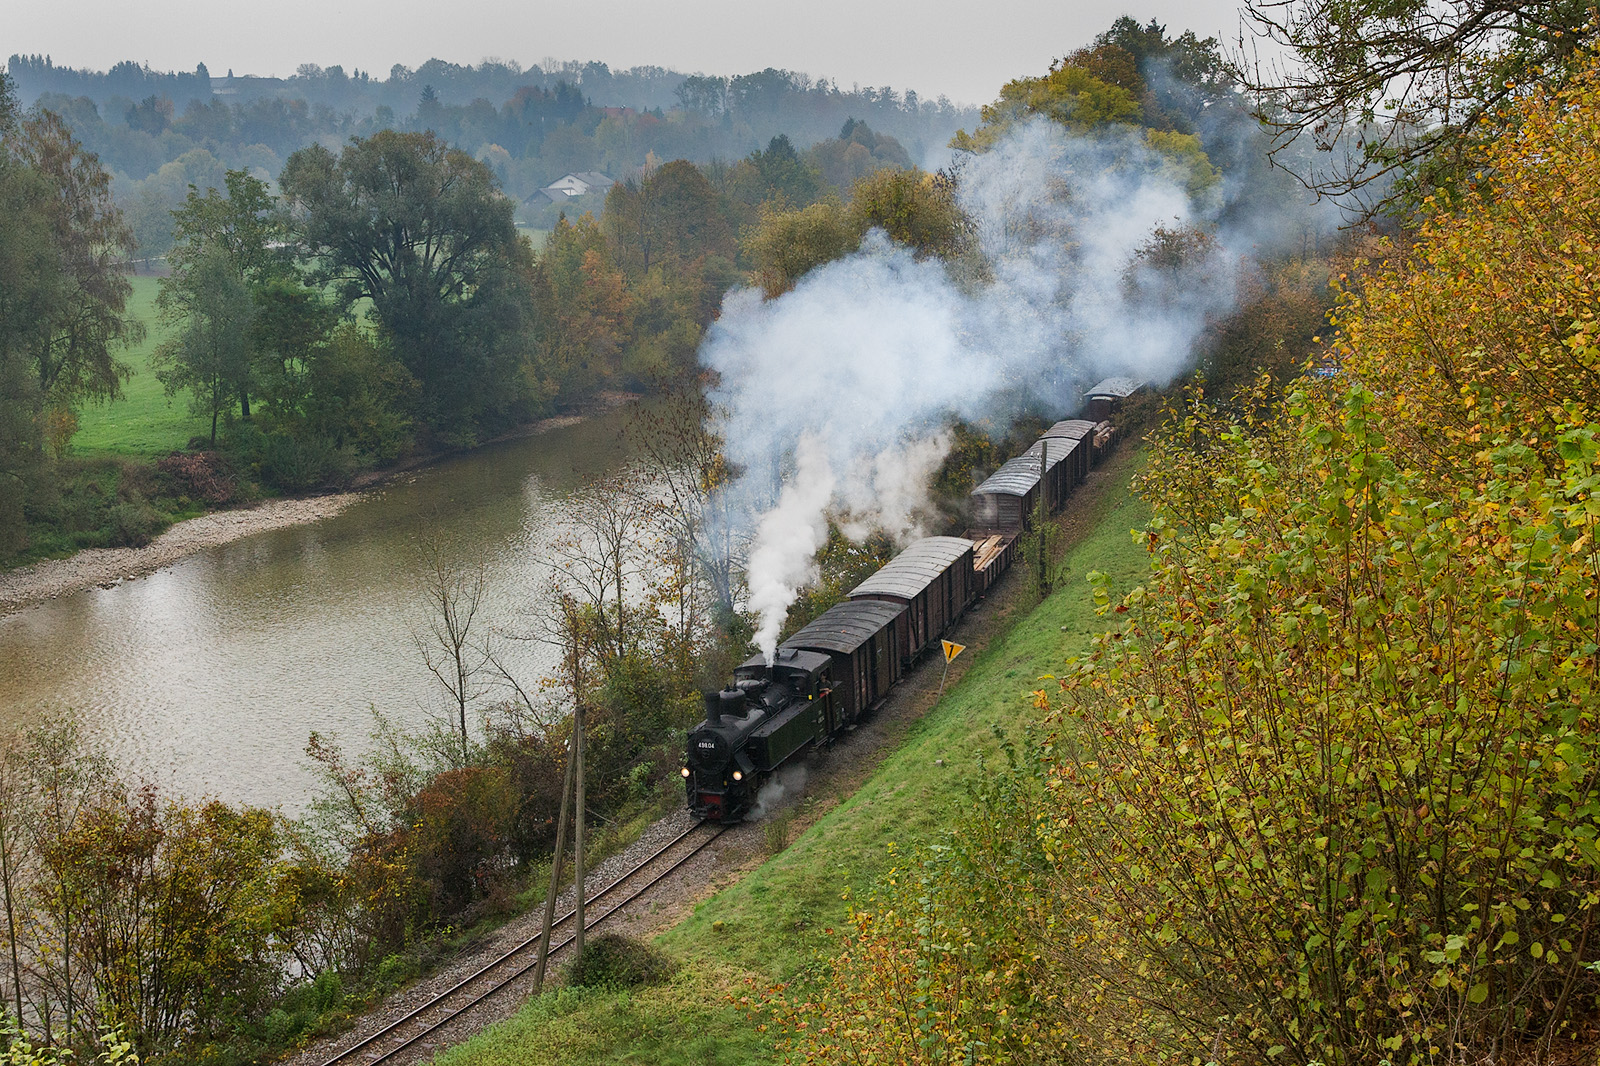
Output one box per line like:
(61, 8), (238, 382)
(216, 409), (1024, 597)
(0, 409), (639, 812)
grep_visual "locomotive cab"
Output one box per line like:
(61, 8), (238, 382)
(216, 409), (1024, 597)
(684, 649), (836, 821)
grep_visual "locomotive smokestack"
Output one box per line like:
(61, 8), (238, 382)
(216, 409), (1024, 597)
(702, 690), (722, 726)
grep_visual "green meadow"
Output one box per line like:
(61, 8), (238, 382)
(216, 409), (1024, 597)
(72, 274), (208, 456)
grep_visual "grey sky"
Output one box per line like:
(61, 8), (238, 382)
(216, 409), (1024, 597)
(4, 0), (1250, 105)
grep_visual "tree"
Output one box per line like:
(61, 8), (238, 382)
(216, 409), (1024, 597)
(743, 200), (860, 299)
(629, 392), (745, 622)
(850, 168), (971, 262)
(1237, 0), (1598, 211)
(807, 118), (912, 194)
(602, 159), (733, 275)
(415, 548), (492, 762)
(725, 134), (823, 212)
(0, 74), (48, 555)
(280, 130), (538, 441)
(1330, 52), (1600, 468)
(162, 169), (288, 424)
(167, 168), (282, 283)
(155, 245), (255, 446)
(952, 64), (1142, 152)
(529, 213), (631, 400)
(10, 109), (141, 410)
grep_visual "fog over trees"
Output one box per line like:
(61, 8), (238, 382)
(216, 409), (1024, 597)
(5, 54), (978, 261)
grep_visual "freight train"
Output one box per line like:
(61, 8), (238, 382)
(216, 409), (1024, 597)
(682, 378), (1146, 821)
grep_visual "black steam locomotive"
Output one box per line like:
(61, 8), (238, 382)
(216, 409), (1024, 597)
(683, 379), (1142, 821)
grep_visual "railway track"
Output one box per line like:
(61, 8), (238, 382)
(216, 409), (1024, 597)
(318, 819), (728, 1066)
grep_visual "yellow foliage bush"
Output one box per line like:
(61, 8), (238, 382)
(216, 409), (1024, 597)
(1336, 52), (1600, 470)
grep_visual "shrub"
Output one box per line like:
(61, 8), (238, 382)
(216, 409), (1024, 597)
(106, 498), (162, 546)
(156, 450), (237, 503)
(565, 933), (676, 990)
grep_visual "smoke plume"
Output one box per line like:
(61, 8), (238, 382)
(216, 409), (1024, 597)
(702, 119), (1259, 661)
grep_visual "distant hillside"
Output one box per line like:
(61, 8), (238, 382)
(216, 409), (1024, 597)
(7, 53), (977, 260)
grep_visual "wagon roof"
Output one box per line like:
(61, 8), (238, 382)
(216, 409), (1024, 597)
(847, 536), (974, 600)
(970, 448), (1058, 498)
(1041, 419), (1095, 441)
(1085, 376), (1146, 399)
(782, 600), (907, 656)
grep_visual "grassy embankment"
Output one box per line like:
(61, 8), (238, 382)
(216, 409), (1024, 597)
(435, 449), (1152, 1066)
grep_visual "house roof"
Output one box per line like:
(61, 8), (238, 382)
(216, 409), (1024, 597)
(847, 536), (973, 601)
(782, 600), (906, 656)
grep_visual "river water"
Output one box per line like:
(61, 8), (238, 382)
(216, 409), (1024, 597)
(0, 407), (642, 813)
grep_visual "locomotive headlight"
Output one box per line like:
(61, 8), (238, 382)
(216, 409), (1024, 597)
(732, 770), (743, 781)
(680, 767), (691, 778)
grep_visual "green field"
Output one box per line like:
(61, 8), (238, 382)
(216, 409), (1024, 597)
(72, 274), (209, 456)
(435, 451), (1152, 1066)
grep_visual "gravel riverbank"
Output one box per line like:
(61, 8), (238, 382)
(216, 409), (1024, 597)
(0, 493), (363, 615)
(0, 406), (617, 618)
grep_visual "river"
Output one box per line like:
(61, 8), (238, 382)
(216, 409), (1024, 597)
(0, 406), (644, 813)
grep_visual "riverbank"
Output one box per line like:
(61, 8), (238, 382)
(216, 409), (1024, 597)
(0, 492), (364, 614)
(0, 407), (610, 616)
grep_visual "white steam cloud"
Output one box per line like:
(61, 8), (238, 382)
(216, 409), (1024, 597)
(704, 119), (1251, 661)
(745, 435), (834, 661)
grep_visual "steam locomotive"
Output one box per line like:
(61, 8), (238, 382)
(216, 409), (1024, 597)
(683, 378), (1144, 821)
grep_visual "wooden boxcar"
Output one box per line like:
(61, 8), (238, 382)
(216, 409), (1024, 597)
(1084, 376), (1148, 421)
(1026, 439), (1076, 512)
(1040, 420), (1094, 483)
(847, 536), (976, 667)
(970, 454), (1045, 533)
(780, 600), (907, 724)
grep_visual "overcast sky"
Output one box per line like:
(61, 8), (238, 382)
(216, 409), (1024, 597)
(4, 0), (1251, 106)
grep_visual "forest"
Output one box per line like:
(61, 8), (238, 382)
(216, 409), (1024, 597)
(4, 53), (976, 263)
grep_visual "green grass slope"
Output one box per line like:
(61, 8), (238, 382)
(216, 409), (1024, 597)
(72, 274), (209, 456)
(435, 450), (1152, 1066)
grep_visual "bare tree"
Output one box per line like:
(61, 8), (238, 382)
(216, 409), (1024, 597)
(414, 545), (492, 762)
(547, 475), (646, 668)
(0, 736), (30, 1029)
(628, 391), (748, 621)
(1235, 0), (1596, 212)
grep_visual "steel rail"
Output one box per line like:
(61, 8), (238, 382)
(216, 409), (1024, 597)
(319, 819), (722, 1066)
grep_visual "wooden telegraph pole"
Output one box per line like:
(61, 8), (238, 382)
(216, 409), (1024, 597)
(532, 727), (577, 993)
(572, 701), (588, 961)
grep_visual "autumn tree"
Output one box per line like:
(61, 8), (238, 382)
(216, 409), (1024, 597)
(806, 118), (912, 194)
(529, 213), (631, 399)
(602, 159), (734, 275)
(1330, 49), (1600, 470)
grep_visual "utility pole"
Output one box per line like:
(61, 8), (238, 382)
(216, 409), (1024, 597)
(531, 729), (577, 993)
(573, 701), (588, 961)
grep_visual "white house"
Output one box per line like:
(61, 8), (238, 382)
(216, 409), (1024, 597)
(531, 171), (615, 204)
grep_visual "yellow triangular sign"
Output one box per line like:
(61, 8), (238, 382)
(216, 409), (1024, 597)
(942, 640), (966, 664)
